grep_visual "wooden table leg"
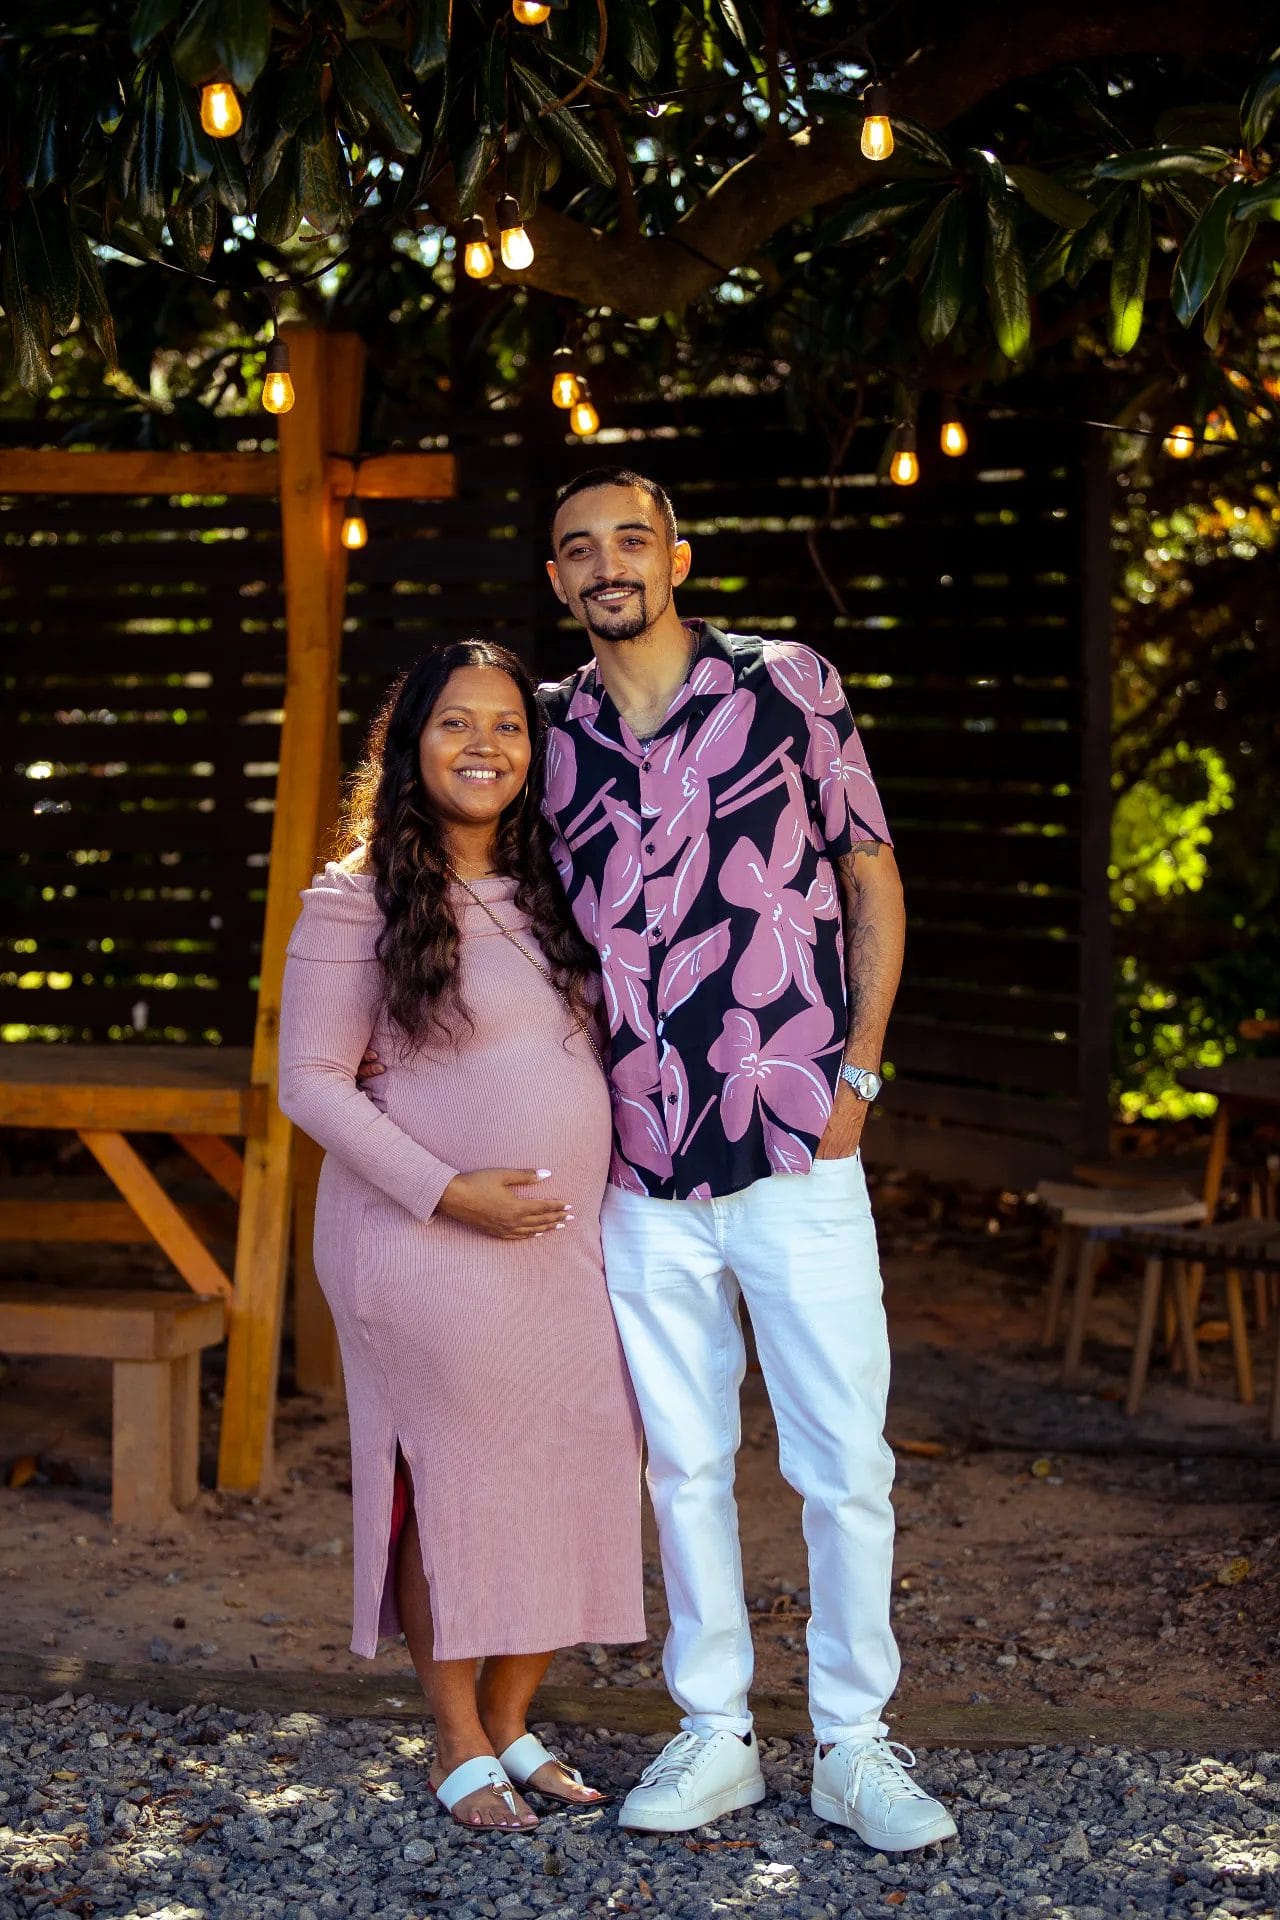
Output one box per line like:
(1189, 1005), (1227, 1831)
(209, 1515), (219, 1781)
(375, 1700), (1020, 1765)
(79, 1131), (233, 1298)
(1224, 1268), (1255, 1405)
(1061, 1235), (1100, 1387)
(112, 1358), (176, 1529)
(1171, 1260), (1202, 1388)
(1125, 1256), (1164, 1416)
(169, 1351), (202, 1509)
(1189, 1104), (1231, 1317)
(1269, 1309), (1280, 1443)
(1040, 1226), (1075, 1347)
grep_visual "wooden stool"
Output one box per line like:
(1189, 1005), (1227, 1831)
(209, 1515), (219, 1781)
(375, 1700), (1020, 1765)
(1109, 1219), (1280, 1434)
(0, 1288), (225, 1527)
(1035, 1182), (1207, 1387)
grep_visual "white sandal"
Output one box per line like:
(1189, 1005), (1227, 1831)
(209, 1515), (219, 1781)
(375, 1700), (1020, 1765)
(498, 1733), (609, 1807)
(431, 1755), (534, 1829)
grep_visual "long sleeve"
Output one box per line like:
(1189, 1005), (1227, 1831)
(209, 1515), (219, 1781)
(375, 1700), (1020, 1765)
(276, 865), (458, 1220)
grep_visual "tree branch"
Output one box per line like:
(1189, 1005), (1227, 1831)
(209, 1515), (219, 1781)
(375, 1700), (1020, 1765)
(450, 1), (1266, 318)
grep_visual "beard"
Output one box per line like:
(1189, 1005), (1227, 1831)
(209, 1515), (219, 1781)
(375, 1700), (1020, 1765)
(579, 571), (671, 643)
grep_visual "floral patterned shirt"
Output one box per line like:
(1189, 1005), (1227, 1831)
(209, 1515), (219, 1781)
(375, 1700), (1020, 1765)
(538, 621), (893, 1200)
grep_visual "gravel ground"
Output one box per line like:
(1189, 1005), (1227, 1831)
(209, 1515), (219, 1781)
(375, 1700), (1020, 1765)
(2, 1695), (1277, 1920)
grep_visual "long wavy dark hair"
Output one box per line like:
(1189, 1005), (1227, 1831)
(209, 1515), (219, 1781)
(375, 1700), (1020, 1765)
(339, 641), (599, 1048)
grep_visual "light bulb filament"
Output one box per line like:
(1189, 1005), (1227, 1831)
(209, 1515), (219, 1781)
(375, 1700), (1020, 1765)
(200, 82), (243, 139)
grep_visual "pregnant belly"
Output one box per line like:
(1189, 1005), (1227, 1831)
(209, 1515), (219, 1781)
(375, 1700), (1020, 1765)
(385, 1039), (612, 1186)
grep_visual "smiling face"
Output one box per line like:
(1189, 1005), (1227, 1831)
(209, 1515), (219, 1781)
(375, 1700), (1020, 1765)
(416, 665), (533, 843)
(548, 482), (691, 644)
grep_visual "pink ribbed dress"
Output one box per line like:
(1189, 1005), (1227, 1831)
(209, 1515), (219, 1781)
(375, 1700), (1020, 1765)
(277, 863), (645, 1661)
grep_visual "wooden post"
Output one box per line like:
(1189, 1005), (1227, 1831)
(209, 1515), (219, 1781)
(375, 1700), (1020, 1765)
(290, 331), (366, 1399)
(218, 327), (350, 1491)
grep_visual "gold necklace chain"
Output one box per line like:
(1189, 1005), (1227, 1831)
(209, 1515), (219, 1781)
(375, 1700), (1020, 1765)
(448, 870), (606, 1074)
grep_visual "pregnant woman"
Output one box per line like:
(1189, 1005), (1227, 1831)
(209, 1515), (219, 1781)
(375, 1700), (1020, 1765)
(277, 640), (644, 1832)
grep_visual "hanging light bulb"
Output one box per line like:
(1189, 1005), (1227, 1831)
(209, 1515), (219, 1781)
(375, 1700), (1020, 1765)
(1163, 423), (1196, 459)
(940, 410), (968, 457)
(495, 193), (535, 271)
(569, 385), (600, 436)
(261, 338), (295, 416)
(459, 214), (494, 280)
(340, 496), (368, 550)
(512, 0), (551, 21)
(889, 426), (918, 486)
(860, 83), (894, 162)
(550, 346), (583, 410)
(199, 81), (243, 138)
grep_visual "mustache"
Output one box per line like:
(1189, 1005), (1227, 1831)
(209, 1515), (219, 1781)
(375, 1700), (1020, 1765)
(584, 581), (645, 599)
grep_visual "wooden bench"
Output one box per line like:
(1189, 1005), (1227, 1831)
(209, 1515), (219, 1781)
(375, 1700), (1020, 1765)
(0, 1288), (225, 1527)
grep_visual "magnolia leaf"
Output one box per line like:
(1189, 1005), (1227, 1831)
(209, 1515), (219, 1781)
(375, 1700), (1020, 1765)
(1005, 163), (1095, 230)
(904, 187), (959, 277)
(1108, 191), (1150, 353)
(21, 84), (61, 195)
(296, 111), (352, 235)
(510, 55), (614, 188)
(983, 189), (1030, 361)
(209, 0), (271, 93)
(1028, 226), (1073, 294)
(1064, 188), (1122, 289)
(1241, 50), (1280, 150)
(1232, 175), (1280, 219)
(23, 196), (80, 334)
(69, 221), (118, 367)
(1, 240), (54, 395)
(835, 178), (946, 243)
(135, 60), (169, 229)
(409, 0), (451, 81)
(1095, 145), (1231, 181)
(612, 0), (662, 81)
(479, 21), (505, 136)
(919, 191), (968, 346)
(253, 137), (299, 243)
(889, 116), (953, 168)
(332, 41), (422, 157)
(1202, 214), (1252, 349)
(1172, 181), (1244, 325)
(453, 128), (499, 217)
(130, 0), (186, 53)
(208, 132), (249, 213)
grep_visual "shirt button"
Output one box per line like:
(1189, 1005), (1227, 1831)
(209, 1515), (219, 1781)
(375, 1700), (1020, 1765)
(649, 928), (661, 942)
(666, 1092), (677, 1106)
(645, 841), (656, 856)
(642, 759), (651, 772)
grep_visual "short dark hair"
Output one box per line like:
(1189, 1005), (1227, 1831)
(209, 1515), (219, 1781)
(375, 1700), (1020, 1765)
(550, 467), (678, 550)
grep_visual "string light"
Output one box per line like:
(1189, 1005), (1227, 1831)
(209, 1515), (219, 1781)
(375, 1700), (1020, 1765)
(199, 81), (242, 138)
(511, 0), (551, 21)
(495, 194), (534, 271)
(460, 214), (494, 279)
(940, 410), (968, 457)
(551, 346), (583, 409)
(860, 83), (894, 162)
(1163, 424), (1196, 459)
(889, 425), (918, 486)
(261, 337), (295, 415)
(569, 385), (600, 436)
(340, 494), (368, 550)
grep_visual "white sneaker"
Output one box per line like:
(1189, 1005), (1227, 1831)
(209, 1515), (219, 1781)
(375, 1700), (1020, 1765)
(812, 1739), (957, 1851)
(619, 1728), (766, 1833)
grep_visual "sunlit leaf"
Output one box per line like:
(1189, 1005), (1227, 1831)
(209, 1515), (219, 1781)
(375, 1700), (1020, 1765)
(1108, 191), (1150, 353)
(983, 183), (1030, 360)
(1095, 146), (1231, 181)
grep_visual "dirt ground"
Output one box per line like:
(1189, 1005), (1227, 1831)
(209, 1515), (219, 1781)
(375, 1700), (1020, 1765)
(1, 1169), (1277, 1727)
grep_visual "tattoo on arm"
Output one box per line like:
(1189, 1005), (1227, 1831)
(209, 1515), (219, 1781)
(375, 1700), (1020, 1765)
(835, 846), (905, 1062)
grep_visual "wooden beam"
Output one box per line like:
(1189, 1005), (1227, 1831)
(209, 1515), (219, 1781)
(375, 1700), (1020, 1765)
(326, 451), (456, 500)
(174, 1133), (245, 1200)
(0, 1198), (231, 1242)
(217, 328), (353, 1493)
(77, 1131), (234, 1299)
(290, 334), (366, 1401)
(0, 1080), (265, 1137)
(0, 450), (278, 496)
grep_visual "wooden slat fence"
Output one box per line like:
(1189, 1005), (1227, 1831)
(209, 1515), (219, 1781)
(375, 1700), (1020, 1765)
(2, 396), (1110, 1182)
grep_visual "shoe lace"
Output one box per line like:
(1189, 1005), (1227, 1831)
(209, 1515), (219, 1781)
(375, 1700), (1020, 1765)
(637, 1730), (706, 1789)
(846, 1740), (930, 1807)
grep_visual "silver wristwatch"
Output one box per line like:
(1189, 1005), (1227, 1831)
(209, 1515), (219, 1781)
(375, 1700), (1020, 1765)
(840, 1064), (883, 1102)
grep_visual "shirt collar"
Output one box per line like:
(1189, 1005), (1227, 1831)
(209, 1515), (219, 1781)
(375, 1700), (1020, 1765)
(582, 620), (738, 748)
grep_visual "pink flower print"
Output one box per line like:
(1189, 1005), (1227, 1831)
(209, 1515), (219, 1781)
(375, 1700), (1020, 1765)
(543, 726), (578, 815)
(575, 845), (652, 1042)
(708, 1004), (836, 1144)
(719, 802), (824, 1007)
(609, 1151), (649, 1194)
(761, 1116), (813, 1175)
(806, 857), (841, 922)
(764, 642), (847, 717)
(657, 921), (732, 1021)
(610, 1044), (671, 1176)
(645, 691), (756, 943)
(806, 715), (891, 847)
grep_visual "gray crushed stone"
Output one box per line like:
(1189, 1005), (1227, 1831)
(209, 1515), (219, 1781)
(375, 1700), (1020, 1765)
(1, 1694), (1276, 1918)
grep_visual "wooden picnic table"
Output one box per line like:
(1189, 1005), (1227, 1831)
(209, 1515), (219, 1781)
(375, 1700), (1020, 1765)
(1178, 1058), (1280, 1217)
(0, 1044), (262, 1299)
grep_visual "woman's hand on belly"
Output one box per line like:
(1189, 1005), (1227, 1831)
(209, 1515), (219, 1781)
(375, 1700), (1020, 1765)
(437, 1168), (573, 1239)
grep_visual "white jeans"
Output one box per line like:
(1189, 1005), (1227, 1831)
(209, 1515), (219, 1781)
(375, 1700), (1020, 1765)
(601, 1155), (899, 1748)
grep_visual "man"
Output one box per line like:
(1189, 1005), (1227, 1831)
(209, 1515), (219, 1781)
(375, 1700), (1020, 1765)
(538, 466), (955, 1851)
